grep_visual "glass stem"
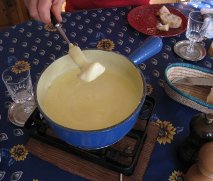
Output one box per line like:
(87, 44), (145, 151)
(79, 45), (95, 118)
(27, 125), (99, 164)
(23, 96), (35, 113)
(186, 41), (195, 54)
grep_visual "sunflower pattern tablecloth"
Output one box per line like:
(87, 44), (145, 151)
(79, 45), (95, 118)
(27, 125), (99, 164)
(0, 2), (213, 181)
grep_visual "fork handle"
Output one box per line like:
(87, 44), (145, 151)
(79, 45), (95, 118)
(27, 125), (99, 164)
(50, 12), (71, 45)
(50, 11), (59, 27)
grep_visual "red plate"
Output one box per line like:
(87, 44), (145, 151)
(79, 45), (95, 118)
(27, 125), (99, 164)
(127, 5), (187, 37)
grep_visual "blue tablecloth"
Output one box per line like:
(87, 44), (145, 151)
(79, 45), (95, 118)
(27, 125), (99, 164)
(189, 0), (213, 9)
(0, 3), (212, 181)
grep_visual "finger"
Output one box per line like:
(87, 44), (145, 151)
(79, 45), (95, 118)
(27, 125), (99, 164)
(25, 0), (41, 22)
(37, 0), (53, 24)
(51, 0), (65, 23)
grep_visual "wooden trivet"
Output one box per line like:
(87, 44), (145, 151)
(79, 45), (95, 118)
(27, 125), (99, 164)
(26, 122), (159, 181)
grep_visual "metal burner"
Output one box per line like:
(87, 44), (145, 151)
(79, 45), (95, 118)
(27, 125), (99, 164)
(25, 96), (155, 176)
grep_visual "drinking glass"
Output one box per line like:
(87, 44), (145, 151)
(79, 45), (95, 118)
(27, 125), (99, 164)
(174, 11), (209, 61)
(2, 65), (35, 126)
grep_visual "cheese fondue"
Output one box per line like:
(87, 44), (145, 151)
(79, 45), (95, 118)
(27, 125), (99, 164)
(41, 68), (141, 130)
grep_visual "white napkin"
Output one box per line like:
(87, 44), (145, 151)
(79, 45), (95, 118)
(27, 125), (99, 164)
(201, 8), (213, 39)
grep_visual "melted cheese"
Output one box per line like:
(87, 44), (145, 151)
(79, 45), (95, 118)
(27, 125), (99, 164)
(41, 68), (141, 130)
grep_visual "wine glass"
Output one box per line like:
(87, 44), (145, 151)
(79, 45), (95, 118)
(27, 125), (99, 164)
(174, 11), (209, 61)
(2, 65), (35, 127)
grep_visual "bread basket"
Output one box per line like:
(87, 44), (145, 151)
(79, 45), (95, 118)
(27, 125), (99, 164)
(164, 63), (213, 114)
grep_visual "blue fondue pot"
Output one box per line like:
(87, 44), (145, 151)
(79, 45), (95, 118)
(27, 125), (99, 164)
(35, 36), (162, 149)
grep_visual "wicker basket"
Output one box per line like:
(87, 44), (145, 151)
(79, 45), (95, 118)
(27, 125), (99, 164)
(164, 63), (213, 114)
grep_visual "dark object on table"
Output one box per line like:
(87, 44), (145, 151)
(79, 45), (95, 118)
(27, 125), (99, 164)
(184, 141), (213, 181)
(178, 113), (213, 166)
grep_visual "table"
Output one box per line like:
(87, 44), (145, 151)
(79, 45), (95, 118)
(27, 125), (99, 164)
(0, 2), (212, 181)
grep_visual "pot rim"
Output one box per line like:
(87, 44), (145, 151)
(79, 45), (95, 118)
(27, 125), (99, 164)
(35, 49), (146, 132)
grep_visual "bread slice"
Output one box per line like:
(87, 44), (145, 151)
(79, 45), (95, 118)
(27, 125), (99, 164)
(159, 12), (182, 28)
(156, 22), (169, 31)
(158, 6), (170, 15)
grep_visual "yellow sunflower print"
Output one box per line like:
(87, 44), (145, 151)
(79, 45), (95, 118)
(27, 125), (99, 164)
(155, 120), (176, 144)
(10, 144), (29, 161)
(44, 23), (57, 32)
(169, 170), (184, 181)
(97, 39), (115, 51)
(11, 61), (30, 74)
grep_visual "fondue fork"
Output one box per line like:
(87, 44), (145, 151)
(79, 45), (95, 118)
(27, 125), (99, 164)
(50, 12), (70, 45)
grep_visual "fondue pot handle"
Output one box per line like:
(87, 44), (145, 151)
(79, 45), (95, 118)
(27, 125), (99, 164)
(129, 36), (163, 65)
